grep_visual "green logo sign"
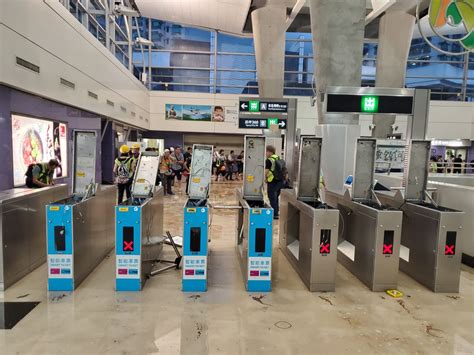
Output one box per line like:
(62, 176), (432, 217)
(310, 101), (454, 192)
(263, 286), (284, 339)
(249, 100), (260, 112)
(267, 118), (279, 126)
(418, 0), (474, 55)
(361, 96), (379, 113)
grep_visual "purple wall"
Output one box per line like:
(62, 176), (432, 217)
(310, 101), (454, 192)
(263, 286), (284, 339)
(430, 145), (446, 158)
(467, 142), (474, 162)
(142, 130), (184, 149)
(0, 85), (103, 191)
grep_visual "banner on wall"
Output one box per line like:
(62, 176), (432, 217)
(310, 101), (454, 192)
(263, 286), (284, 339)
(165, 104), (231, 122)
(12, 114), (68, 186)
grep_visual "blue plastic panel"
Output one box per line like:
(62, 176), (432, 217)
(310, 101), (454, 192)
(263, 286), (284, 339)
(115, 205), (142, 291)
(46, 204), (74, 291)
(182, 206), (208, 292)
(247, 207), (273, 292)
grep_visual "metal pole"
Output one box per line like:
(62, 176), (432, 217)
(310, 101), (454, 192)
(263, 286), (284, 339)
(461, 52), (469, 102)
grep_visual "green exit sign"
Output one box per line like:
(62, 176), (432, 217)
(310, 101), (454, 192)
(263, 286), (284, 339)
(361, 96), (379, 113)
(267, 118), (278, 126)
(249, 100), (260, 112)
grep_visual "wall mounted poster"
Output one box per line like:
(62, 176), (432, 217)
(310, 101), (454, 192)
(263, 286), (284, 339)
(12, 114), (68, 186)
(165, 104), (227, 122)
(165, 104), (182, 120)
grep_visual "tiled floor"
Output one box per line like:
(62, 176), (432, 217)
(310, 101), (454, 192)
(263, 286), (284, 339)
(1, 181), (473, 354)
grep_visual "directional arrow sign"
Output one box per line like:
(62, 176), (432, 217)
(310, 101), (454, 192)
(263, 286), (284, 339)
(278, 120), (286, 128)
(240, 102), (248, 110)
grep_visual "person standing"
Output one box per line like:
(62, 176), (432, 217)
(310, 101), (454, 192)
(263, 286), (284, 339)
(113, 145), (135, 204)
(25, 159), (59, 188)
(184, 146), (192, 161)
(159, 149), (174, 195)
(171, 146), (185, 190)
(453, 154), (463, 174)
(265, 145), (285, 220)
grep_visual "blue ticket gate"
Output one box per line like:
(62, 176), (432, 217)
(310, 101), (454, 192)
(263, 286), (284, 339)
(46, 131), (115, 291)
(181, 144), (213, 292)
(115, 152), (166, 292)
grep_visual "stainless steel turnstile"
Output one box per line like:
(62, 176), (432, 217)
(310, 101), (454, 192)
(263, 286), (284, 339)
(236, 136), (273, 292)
(0, 185), (68, 290)
(279, 137), (339, 291)
(325, 139), (403, 292)
(377, 140), (465, 293)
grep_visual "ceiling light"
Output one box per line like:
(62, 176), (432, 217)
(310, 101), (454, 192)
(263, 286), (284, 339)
(135, 37), (153, 46)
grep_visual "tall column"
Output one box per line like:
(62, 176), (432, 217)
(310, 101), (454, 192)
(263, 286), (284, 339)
(252, 4), (286, 98)
(309, 0), (366, 192)
(372, 11), (415, 138)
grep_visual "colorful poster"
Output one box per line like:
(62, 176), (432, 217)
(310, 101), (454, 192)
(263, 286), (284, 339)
(212, 106), (225, 122)
(182, 105), (212, 121)
(12, 114), (68, 186)
(165, 104), (233, 122)
(165, 104), (182, 120)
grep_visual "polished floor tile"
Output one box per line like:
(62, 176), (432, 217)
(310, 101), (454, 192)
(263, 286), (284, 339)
(0, 181), (473, 354)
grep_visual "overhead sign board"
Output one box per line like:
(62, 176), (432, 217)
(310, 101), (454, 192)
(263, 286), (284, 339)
(239, 100), (288, 113)
(326, 94), (413, 115)
(239, 118), (287, 130)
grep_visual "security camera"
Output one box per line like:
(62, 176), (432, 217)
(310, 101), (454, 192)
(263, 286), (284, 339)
(391, 124), (399, 132)
(369, 124), (375, 131)
(113, 4), (139, 17)
(135, 37), (153, 46)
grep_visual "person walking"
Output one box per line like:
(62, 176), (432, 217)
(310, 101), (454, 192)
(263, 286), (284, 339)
(113, 145), (135, 204)
(265, 145), (285, 220)
(159, 149), (174, 195)
(171, 146), (185, 190)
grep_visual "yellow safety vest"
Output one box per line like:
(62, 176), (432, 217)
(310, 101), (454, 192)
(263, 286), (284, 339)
(267, 154), (280, 183)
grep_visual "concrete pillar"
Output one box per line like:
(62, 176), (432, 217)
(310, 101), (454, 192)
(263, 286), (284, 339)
(309, 0), (366, 192)
(372, 11), (415, 138)
(252, 5), (286, 98)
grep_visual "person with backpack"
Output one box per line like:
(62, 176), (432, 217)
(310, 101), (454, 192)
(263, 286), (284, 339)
(113, 145), (135, 204)
(265, 145), (285, 220)
(25, 159), (59, 188)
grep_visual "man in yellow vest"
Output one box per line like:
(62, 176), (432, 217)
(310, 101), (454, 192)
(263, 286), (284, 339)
(265, 145), (285, 220)
(25, 159), (59, 188)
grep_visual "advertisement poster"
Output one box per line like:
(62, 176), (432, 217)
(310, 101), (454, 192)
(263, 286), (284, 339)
(165, 104), (182, 120)
(165, 104), (230, 122)
(182, 105), (212, 121)
(12, 114), (68, 186)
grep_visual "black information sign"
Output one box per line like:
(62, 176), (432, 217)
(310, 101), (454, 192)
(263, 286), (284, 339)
(239, 100), (288, 113)
(326, 94), (414, 115)
(238, 118), (287, 129)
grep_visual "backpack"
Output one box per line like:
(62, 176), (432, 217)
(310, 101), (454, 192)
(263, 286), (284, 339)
(271, 156), (286, 181)
(115, 158), (131, 184)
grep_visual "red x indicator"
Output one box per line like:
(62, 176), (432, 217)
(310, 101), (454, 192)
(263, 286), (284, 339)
(320, 243), (330, 254)
(383, 244), (393, 255)
(445, 245), (455, 255)
(123, 241), (134, 251)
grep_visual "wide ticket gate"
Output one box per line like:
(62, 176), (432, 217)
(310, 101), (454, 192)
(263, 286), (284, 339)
(115, 152), (165, 291)
(182, 144), (213, 292)
(325, 139), (403, 292)
(46, 131), (115, 291)
(235, 136), (273, 292)
(279, 135), (339, 292)
(377, 140), (465, 293)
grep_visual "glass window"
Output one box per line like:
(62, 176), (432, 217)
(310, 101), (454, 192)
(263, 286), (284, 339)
(217, 54), (256, 70)
(217, 33), (254, 53)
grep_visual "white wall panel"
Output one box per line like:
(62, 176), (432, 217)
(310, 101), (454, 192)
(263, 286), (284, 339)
(0, 0), (149, 128)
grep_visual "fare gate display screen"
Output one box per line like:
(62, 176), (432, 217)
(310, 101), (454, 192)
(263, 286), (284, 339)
(326, 94), (414, 115)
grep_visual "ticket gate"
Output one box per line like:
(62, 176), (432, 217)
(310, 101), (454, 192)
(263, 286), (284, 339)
(115, 152), (164, 291)
(325, 138), (403, 292)
(236, 136), (273, 292)
(182, 145), (213, 292)
(46, 131), (115, 291)
(279, 137), (339, 292)
(377, 140), (465, 293)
